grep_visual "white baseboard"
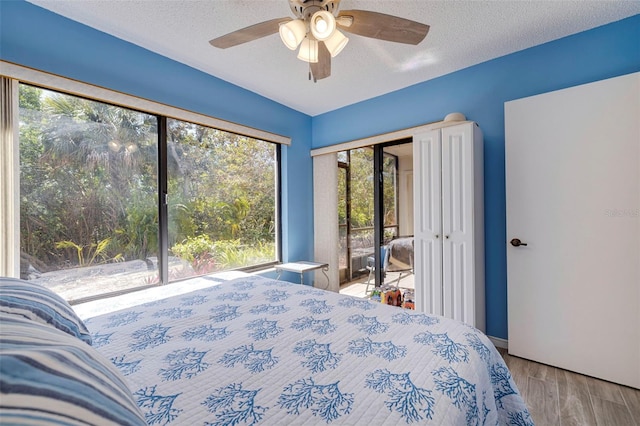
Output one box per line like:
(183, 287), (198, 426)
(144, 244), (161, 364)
(488, 336), (508, 350)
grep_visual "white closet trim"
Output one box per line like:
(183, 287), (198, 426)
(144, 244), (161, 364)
(310, 118), (468, 157)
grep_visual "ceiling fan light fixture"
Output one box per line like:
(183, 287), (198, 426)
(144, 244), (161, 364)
(210, 1), (431, 81)
(310, 10), (336, 41)
(324, 29), (348, 57)
(297, 37), (319, 63)
(279, 19), (306, 50)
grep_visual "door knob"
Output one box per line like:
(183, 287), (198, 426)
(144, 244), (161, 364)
(510, 238), (528, 247)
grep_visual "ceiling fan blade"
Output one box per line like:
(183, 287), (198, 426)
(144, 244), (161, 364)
(310, 41), (331, 81)
(337, 10), (429, 45)
(210, 17), (291, 49)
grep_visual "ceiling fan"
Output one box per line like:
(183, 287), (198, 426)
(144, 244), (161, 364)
(209, 0), (429, 82)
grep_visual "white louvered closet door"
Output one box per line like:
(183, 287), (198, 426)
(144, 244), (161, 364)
(413, 129), (443, 316)
(441, 124), (475, 325)
(413, 122), (484, 330)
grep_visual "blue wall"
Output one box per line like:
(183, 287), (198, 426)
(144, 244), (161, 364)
(2, 1), (638, 339)
(312, 14), (640, 339)
(0, 0), (315, 265)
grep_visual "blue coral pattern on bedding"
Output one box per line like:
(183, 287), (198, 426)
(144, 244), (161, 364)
(85, 275), (532, 425)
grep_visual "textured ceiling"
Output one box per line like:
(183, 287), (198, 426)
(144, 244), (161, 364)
(26, 0), (640, 116)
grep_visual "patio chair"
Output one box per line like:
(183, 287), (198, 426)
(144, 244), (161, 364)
(365, 246), (385, 296)
(364, 245), (412, 295)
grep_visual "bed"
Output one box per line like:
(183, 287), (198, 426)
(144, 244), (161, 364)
(1, 274), (532, 425)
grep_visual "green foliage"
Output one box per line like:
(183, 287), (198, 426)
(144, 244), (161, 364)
(171, 235), (217, 275)
(170, 236), (275, 273)
(382, 155), (398, 227)
(211, 240), (275, 270)
(171, 235), (214, 264)
(166, 122), (276, 246)
(19, 85), (42, 110)
(55, 237), (123, 266)
(19, 84), (277, 279)
(20, 85), (158, 268)
(337, 148), (398, 230)
(115, 195), (159, 260)
(349, 148), (375, 228)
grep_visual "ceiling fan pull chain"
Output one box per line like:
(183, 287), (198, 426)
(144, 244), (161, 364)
(308, 59), (317, 83)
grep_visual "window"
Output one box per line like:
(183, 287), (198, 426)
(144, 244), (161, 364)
(16, 83), (280, 303)
(166, 119), (279, 281)
(19, 85), (159, 302)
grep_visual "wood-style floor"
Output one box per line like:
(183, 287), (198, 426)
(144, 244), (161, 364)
(498, 348), (640, 426)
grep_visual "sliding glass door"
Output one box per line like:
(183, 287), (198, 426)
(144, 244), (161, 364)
(346, 148), (375, 282)
(337, 141), (411, 286)
(338, 154), (349, 281)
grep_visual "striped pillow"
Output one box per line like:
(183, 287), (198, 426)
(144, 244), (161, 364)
(0, 313), (146, 426)
(0, 277), (92, 345)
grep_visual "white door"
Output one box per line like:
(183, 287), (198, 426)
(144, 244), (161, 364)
(413, 129), (443, 315)
(441, 124), (474, 325)
(505, 73), (640, 388)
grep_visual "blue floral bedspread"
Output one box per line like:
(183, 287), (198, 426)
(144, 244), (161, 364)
(85, 275), (532, 425)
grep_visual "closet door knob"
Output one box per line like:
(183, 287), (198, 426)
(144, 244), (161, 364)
(510, 238), (528, 247)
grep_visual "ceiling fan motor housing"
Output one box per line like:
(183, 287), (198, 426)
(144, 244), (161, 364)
(289, 0), (341, 20)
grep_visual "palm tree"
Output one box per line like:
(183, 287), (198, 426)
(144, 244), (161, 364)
(20, 86), (158, 267)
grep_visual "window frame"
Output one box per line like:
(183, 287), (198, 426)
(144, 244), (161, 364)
(2, 61), (286, 301)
